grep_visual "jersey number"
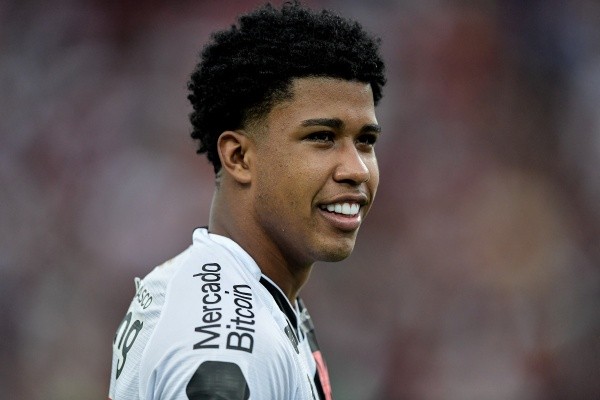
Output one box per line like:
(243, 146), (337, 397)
(114, 311), (143, 379)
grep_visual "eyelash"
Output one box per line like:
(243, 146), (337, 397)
(306, 131), (334, 142)
(305, 131), (378, 147)
(357, 133), (378, 146)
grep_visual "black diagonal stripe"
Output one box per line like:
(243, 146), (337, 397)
(259, 276), (298, 331)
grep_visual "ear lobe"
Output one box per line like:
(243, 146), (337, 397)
(217, 130), (253, 184)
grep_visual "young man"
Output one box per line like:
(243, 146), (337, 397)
(109, 3), (386, 399)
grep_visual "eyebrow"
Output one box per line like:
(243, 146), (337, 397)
(300, 118), (382, 134)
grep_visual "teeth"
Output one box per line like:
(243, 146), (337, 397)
(323, 203), (360, 216)
(342, 203), (351, 214)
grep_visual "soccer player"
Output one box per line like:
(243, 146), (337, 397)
(109, 2), (386, 399)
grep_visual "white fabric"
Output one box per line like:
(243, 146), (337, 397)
(109, 228), (319, 400)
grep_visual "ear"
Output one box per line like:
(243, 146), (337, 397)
(217, 130), (253, 184)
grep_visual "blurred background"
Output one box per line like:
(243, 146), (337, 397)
(2, 0), (600, 399)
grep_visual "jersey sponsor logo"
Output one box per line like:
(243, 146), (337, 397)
(186, 361), (250, 400)
(192, 262), (256, 354)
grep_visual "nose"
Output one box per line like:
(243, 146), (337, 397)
(332, 142), (371, 185)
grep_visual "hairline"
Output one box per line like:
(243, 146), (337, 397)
(241, 75), (378, 134)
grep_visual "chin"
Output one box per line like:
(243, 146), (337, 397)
(317, 242), (356, 262)
(322, 253), (352, 263)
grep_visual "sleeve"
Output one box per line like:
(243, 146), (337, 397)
(143, 317), (300, 400)
(138, 274), (301, 400)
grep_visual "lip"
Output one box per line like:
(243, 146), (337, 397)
(316, 192), (369, 232)
(318, 207), (362, 231)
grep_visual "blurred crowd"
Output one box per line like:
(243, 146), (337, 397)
(2, 0), (599, 399)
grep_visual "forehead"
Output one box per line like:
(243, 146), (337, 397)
(288, 76), (374, 102)
(267, 77), (377, 126)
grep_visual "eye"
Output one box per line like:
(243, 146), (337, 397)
(356, 133), (378, 147)
(305, 131), (334, 143)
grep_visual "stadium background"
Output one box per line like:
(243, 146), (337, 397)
(2, 0), (600, 398)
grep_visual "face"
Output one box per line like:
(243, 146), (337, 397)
(247, 77), (380, 267)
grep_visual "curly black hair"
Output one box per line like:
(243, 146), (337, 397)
(187, 1), (386, 173)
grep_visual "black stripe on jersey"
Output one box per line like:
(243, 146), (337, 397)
(186, 361), (250, 400)
(298, 298), (329, 400)
(259, 276), (298, 331)
(260, 277), (331, 400)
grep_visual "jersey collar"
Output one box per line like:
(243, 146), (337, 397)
(259, 275), (299, 332)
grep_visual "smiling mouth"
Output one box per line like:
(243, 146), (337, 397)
(319, 202), (360, 216)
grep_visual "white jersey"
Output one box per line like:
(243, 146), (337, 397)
(109, 228), (333, 400)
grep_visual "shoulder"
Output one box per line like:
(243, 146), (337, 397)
(148, 257), (296, 368)
(139, 234), (300, 398)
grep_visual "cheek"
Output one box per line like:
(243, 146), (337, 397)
(269, 149), (316, 184)
(255, 152), (299, 204)
(367, 157), (380, 193)
(254, 143), (326, 205)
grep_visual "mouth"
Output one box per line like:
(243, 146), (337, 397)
(317, 201), (364, 232)
(319, 202), (361, 217)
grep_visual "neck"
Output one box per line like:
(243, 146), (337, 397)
(209, 189), (313, 302)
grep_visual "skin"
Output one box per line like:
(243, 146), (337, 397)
(210, 77), (380, 302)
